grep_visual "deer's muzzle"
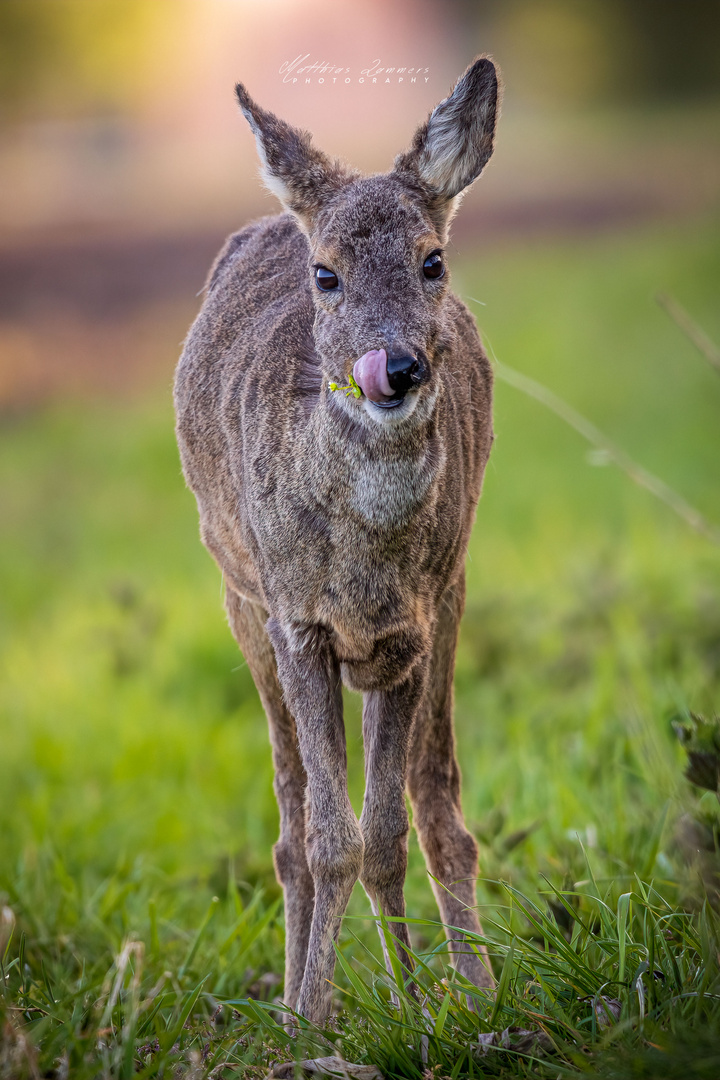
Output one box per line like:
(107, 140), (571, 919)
(353, 349), (423, 407)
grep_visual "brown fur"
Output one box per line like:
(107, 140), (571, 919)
(175, 57), (500, 1023)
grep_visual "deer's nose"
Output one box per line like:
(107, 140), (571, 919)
(386, 353), (422, 394)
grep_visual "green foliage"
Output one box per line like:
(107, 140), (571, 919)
(674, 713), (720, 796)
(0, 0), (177, 118)
(0, 218), (719, 1075)
(3, 869), (719, 1077)
(329, 373), (363, 399)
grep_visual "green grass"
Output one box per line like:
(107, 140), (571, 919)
(1, 214), (719, 1077)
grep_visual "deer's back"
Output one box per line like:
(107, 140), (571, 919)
(175, 214), (320, 600)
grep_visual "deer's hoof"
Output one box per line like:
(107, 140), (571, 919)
(268, 1056), (383, 1079)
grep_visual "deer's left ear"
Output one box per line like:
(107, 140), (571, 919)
(236, 83), (355, 234)
(394, 57), (499, 234)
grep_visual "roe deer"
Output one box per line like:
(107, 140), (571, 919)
(174, 57), (500, 1024)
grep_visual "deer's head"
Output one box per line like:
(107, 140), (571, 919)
(236, 58), (499, 427)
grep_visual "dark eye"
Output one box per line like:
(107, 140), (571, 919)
(423, 251), (444, 280)
(315, 266), (339, 291)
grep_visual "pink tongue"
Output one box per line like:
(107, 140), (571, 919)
(352, 349), (393, 402)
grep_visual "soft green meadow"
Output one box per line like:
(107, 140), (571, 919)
(1, 216), (719, 1077)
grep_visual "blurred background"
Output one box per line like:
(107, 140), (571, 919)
(1, 0), (719, 404)
(1, 0), (719, 979)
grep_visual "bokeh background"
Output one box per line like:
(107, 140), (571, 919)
(1, 0), (719, 1054)
(1, 0), (719, 405)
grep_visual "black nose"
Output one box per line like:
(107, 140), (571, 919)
(386, 353), (422, 394)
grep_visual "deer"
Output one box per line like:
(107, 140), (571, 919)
(174, 56), (500, 1025)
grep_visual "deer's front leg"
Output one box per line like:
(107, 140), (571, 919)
(359, 665), (426, 989)
(267, 619), (364, 1025)
(225, 592), (313, 1013)
(408, 578), (494, 992)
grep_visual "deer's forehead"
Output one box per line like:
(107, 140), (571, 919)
(314, 179), (436, 263)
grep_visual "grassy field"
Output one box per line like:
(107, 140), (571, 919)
(1, 215), (719, 1077)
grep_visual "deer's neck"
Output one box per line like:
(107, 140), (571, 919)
(305, 392), (445, 528)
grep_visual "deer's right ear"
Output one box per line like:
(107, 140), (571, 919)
(236, 84), (352, 234)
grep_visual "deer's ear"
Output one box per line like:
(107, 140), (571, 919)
(395, 57), (499, 232)
(236, 83), (352, 233)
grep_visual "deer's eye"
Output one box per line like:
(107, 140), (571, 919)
(315, 266), (339, 291)
(423, 251), (444, 280)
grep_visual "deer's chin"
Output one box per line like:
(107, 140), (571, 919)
(371, 394), (405, 409)
(362, 390), (420, 425)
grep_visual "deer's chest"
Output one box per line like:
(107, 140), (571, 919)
(347, 451), (438, 527)
(299, 481), (461, 684)
(246, 429), (463, 681)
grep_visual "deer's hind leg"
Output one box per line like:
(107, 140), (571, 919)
(407, 575), (494, 991)
(225, 588), (314, 1012)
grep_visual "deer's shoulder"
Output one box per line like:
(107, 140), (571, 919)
(445, 293), (492, 381)
(206, 213), (309, 297)
(178, 213), (314, 391)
